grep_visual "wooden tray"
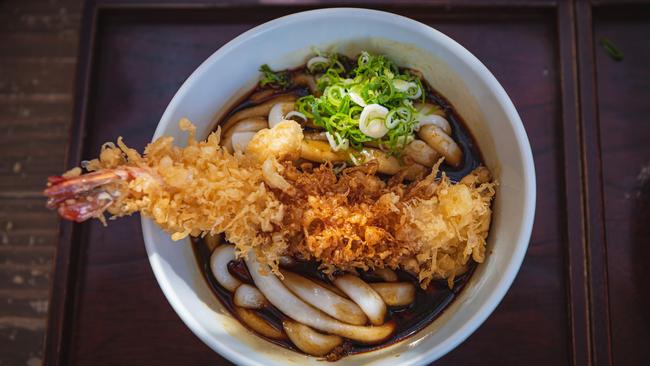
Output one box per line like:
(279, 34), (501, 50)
(44, 1), (650, 365)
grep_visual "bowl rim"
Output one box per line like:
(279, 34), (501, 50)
(143, 7), (536, 366)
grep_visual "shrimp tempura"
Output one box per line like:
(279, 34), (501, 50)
(45, 119), (300, 269)
(44, 119), (495, 287)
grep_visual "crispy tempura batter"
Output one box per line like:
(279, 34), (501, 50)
(276, 160), (494, 287)
(44, 120), (495, 287)
(53, 119), (290, 268)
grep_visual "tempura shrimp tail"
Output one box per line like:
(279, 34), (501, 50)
(44, 166), (156, 223)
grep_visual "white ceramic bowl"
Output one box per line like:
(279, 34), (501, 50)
(143, 8), (535, 366)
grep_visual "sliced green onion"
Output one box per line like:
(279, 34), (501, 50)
(599, 38), (624, 62)
(385, 107), (412, 129)
(393, 79), (410, 92)
(324, 85), (346, 107)
(395, 134), (414, 149)
(325, 131), (350, 151)
(295, 51), (421, 155)
(259, 64), (290, 89)
(307, 56), (331, 73)
(349, 91), (366, 107)
(349, 153), (363, 166)
(406, 83), (422, 99)
(348, 105), (363, 119)
(358, 52), (370, 66)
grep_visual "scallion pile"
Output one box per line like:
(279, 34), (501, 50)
(296, 52), (426, 155)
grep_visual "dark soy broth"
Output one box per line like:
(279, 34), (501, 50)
(193, 58), (485, 359)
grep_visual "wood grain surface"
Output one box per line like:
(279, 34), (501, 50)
(0, 0), (81, 365)
(593, 4), (650, 365)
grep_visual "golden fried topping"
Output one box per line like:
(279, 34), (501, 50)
(44, 120), (495, 287)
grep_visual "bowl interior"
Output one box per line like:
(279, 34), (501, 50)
(143, 8), (535, 366)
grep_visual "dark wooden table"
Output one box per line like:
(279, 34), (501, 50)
(0, 0), (82, 365)
(39, 1), (650, 365)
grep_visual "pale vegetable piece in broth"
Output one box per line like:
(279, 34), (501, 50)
(268, 102), (299, 128)
(418, 124), (463, 167)
(222, 117), (267, 153)
(359, 104), (389, 138)
(230, 131), (257, 152)
(404, 139), (440, 167)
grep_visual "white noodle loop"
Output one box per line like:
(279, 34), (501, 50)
(234, 306), (286, 340)
(268, 102), (297, 128)
(281, 271), (368, 325)
(245, 254), (395, 344)
(234, 284), (267, 309)
(283, 320), (343, 357)
(418, 125), (463, 167)
(333, 275), (386, 326)
(230, 131), (257, 151)
(210, 245), (241, 292)
(370, 282), (416, 307)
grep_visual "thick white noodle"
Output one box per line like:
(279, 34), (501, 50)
(210, 245), (241, 292)
(404, 139), (440, 167)
(230, 131), (257, 151)
(369, 282), (416, 307)
(245, 254), (394, 344)
(283, 319), (343, 357)
(234, 306), (285, 340)
(333, 275), (387, 326)
(268, 102), (296, 128)
(233, 284), (267, 309)
(418, 125), (463, 167)
(372, 268), (398, 282)
(281, 271), (368, 325)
